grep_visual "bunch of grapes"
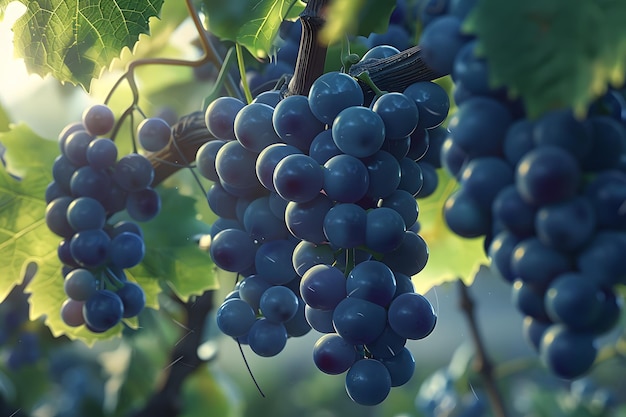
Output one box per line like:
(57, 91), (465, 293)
(45, 104), (169, 333)
(202, 63), (449, 404)
(417, 0), (626, 379)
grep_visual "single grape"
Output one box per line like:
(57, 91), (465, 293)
(137, 117), (171, 152)
(345, 359), (392, 406)
(64, 268), (98, 301)
(313, 334), (358, 375)
(82, 104), (115, 136)
(116, 282), (146, 318)
(216, 298), (256, 337)
(83, 289), (124, 332)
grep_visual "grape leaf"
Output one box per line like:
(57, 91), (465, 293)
(4, 0), (164, 89)
(126, 186), (217, 302)
(202, 0), (305, 58)
(464, 0), (626, 118)
(321, 0), (397, 45)
(412, 169), (487, 295)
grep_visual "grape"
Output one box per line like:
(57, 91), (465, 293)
(70, 165), (112, 200)
(46, 196), (76, 238)
(215, 140), (259, 189)
(372, 92), (419, 139)
(381, 231), (429, 276)
(273, 154), (324, 203)
(322, 203), (367, 248)
(126, 187), (161, 222)
(362, 150), (401, 199)
(331, 106), (386, 158)
(447, 96), (512, 158)
(365, 325), (407, 359)
(522, 316), (550, 351)
(210, 228), (257, 273)
(247, 319), (288, 357)
(346, 261), (396, 307)
(380, 347), (415, 386)
(195, 140), (226, 182)
(65, 132), (97, 170)
(322, 154), (370, 203)
(398, 157), (424, 196)
(283, 298), (311, 337)
(243, 196), (290, 242)
(332, 297), (387, 345)
(216, 298), (257, 337)
(309, 129), (342, 164)
(544, 272), (603, 329)
(380, 189), (419, 227)
(419, 15), (467, 77)
(256, 143), (302, 192)
(443, 188), (490, 238)
(272, 95), (325, 150)
(64, 268), (98, 301)
(308, 72), (364, 124)
(109, 232), (145, 269)
(577, 231), (626, 287)
(360, 45), (401, 61)
(300, 264), (347, 310)
(539, 325), (597, 379)
(61, 299), (86, 327)
(254, 239), (297, 284)
(365, 207), (407, 253)
(313, 334), (358, 375)
(387, 292), (437, 340)
(137, 117), (171, 152)
(345, 359), (392, 406)
(534, 196), (596, 251)
(205, 96), (246, 140)
(488, 231), (521, 283)
(238, 275), (272, 312)
(66, 197), (106, 231)
(206, 182), (238, 219)
(82, 104), (115, 136)
(234, 103), (282, 153)
(491, 185), (536, 238)
(83, 290), (124, 332)
(87, 138), (118, 170)
(285, 193), (334, 244)
(259, 286), (299, 323)
(305, 305), (335, 333)
(291, 241), (335, 277)
(515, 145), (581, 206)
(404, 81), (450, 129)
(511, 279), (550, 322)
(533, 109), (592, 161)
(510, 237), (572, 286)
(459, 157), (514, 210)
(116, 282), (146, 318)
(112, 154), (155, 192)
(452, 40), (491, 95)
(58, 121), (85, 151)
(70, 229), (111, 268)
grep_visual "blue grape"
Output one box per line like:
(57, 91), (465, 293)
(83, 290), (124, 332)
(419, 15), (468, 77)
(137, 117), (171, 152)
(195, 140), (226, 182)
(64, 268), (98, 301)
(365, 325), (407, 358)
(272, 95), (325, 150)
(313, 334), (358, 374)
(331, 106), (386, 158)
(234, 103), (282, 153)
(309, 129), (342, 164)
(273, 154), (324, 203)
(210, 228), (257, 273)
(255, 143), (302, 192)
(322, 154), (370, 203)
(346, 260), (396, 307)
(443, 188), (490, 238)
(362, 150), (402, 199)
(82, 104), (115, 136)
(366, 207), (406, 253)
(372, 92), (419, 139)
(109, 232), (145, 269)
(403, 81), (450, 129)
(259, 286), (299, 323)
(61, 299), (86, 327)
(285, 194), (333, 244)
(70, 229), (110, 268)
(86, 138), (118, 170)
(300, 264), (347, 310)
(332, 297), (387, 345)
(216, 298), (257, 337)
(387, 292), (437, 340)
(238, 275), (271, 313)
(215, 140), (258, 189)
(117, 282), (146, 318)
(510, 237), (572, 286)
(254, 239), (297, 285)
(380, 347), (415, 386)
(126, 187), (161, 222)
(205, 96), (246, 140)
(292, 240), (335, 277)
(243, 196), (290, 242)
(381, 231), (429, 276)
(345, 359), (392, 406)
(322, 203), (367, 248)
(544, 272), (603, 329)
(305, 305), (335, 333)
(534, 196), (596, 252)
(112, 154), (154, 192)
(539, 325), (597, 379)
(247, 318), (288, 357)
(308, 72), (364, 124)
(66, 197), (106, 231)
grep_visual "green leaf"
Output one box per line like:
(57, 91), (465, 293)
(8, 0), (165, 89)
(0, 124), (58, 303)
(127, 186), (217, 302)
(465, 0), (626, 118)
(412, 169), (487, 295)
(0, 103), (10, 132)
(321, 0), (397, 45)
(202, 0), (305, 58)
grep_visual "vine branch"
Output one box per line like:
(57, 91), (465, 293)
(130, 290), (214, 417)
(457, 279), (509, 417)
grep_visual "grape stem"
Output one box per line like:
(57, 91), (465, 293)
(457, 279), (509, 417)
(131, 290), (215, 417)
(103, 0), (242, 142)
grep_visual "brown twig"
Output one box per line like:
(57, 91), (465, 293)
(457, 279), (509, 417)
(130, 290), (214, 417)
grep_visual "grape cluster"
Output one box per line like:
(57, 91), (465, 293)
(45, 104), (164, 333)
(418, 0), (626, 379)
(203, 65), (447, 404)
